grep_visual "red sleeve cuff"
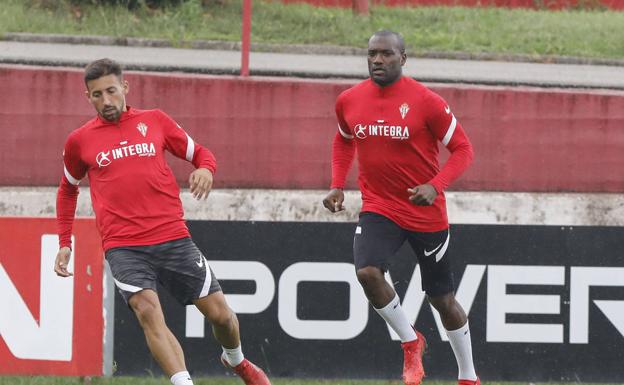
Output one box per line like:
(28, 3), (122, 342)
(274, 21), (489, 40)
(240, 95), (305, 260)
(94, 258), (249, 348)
(194, 147), (217, 174)
(427, 179), (445, 194)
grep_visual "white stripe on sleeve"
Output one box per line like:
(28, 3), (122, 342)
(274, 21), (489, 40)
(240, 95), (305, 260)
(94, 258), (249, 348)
(442, 114), (457, 147)
(63, 166), (81, 185)
(185, 133), (195, 162)
(338, 124), (354, 140)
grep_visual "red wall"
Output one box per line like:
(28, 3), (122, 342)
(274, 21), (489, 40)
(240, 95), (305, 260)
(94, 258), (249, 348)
(281, 0), (624, 10)
(1, 64), (623, 192)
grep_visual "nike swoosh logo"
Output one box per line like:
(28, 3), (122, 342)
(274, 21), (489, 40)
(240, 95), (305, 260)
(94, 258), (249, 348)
(424, 242), (443, 257)
(196, 254), (204, 268)
(444, 106), (450, 114)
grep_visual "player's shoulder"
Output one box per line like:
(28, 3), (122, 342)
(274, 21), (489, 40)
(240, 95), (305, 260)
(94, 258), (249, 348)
(124, 108), (176, 129)
(135, 108), (174, 123)
(128, 107), (162, 118)
(337, 79), (373, 102)
(404, 77), (446, 108)
(67, 116), (98, 142)
(403, 76), (436, 96)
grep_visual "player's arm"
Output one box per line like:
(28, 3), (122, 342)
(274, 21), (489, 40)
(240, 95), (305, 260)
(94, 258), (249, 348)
(409, 93), (474, 205)
(323, 96), (355, 213)
(157, 110), (217, 200)
(55, 133), (87, 277)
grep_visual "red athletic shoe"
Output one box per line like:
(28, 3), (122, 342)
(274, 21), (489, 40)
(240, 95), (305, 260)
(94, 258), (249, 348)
(458, 377), (481, 385)
(221, 355), (272, 385)
(401, 330), (427, 385)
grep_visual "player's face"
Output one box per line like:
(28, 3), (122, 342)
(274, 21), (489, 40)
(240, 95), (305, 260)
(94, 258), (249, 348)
(367, 35), (406, 87)
(86, 74), (128, 122)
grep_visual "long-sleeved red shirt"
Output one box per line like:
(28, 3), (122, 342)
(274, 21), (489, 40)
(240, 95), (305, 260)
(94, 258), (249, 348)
(331, 77), (473, 232)
(57, 107), (216, 251)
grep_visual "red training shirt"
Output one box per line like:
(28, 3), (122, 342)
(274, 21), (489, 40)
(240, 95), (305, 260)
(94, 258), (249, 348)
(57, 107), (216, 251)
(331, 77), (473, 232)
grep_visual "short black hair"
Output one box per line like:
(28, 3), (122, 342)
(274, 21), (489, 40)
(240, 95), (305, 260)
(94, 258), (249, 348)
(84, 58), (123, 85)
(371, 30), (405, 54)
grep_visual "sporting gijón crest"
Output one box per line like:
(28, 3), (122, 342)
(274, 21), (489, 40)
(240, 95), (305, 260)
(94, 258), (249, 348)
(137, 122), (148, 137)
(399, 103), (410, 119)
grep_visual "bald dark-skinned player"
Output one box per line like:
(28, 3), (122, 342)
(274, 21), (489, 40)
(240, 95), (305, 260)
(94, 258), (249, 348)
(323, 31), (479, 385)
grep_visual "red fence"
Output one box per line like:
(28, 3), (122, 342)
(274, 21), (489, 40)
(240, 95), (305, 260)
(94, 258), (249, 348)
(280, 0), (624, 10)
(1, 64), (623, 192)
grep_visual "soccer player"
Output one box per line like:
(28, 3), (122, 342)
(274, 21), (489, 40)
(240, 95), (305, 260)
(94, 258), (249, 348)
(54, 58), (271, 385)
(322, 31), (479, 385)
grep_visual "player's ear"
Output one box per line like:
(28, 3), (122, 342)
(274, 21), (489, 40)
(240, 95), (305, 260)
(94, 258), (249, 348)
(85, 89), (94, 105)
(122, 80), (129, 95)
(400, 53), (407, 66)
(85, 79), (94, 101)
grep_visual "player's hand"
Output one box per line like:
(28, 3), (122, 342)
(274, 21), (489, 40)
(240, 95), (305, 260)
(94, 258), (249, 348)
(54, 247), (73, 277)
(407, 184), (438, 206)
(189, 168), (213, 200)
(323, 188), (345, 213)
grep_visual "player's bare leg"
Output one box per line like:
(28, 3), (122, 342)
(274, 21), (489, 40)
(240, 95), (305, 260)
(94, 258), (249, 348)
(128, 289), (187, 377)
(193, 292), (271, 385)
(429, 293), (479, 385)
(356, 266), (395, 307)
(193, 291), (240, 348)
(357, 266), (426, 385)
(429, 292), (466, 329)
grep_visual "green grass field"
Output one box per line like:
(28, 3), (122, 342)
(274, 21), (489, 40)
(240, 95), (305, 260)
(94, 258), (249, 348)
(0, 378), (440, 385)
(4, 378), (624, 385)
(1, 378), (623, 385)
(1, 0), (623, 59)
(0, 378), (396, 385)
(3, 379), (620, 385)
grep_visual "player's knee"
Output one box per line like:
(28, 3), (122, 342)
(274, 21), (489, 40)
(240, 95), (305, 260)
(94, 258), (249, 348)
(428, 292), (456, 314)
(356, 266), (384, 288)
(207, 307), (235, 328)
(130, 297), (161, 326)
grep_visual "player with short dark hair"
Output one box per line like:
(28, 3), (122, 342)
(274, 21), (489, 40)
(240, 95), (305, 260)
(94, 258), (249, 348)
(54, 58), (271, 385)
(323, 31), (479, 385)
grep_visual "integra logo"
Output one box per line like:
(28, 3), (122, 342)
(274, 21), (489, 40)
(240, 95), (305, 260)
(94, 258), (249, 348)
(96, 151), (111, 167)
(95, 142), (156, 167)
(354, 124), (367, 139)
(354, 124), (409, 140)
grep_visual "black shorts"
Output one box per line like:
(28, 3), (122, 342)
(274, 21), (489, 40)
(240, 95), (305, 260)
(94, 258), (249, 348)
(105, 237), (222, 305)
(353, 212), (454, 297)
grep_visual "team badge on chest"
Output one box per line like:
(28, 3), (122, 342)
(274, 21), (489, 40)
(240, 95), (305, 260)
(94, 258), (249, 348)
(399, 103), (410, 119)
(137, 122), (148, 137)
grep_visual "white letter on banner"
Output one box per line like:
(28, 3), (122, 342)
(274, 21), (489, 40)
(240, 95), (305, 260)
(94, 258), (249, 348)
(0, 235), (74, 360)
(278, 262), (368, 340)
(487, 265), (564, 343)
(570, 266), (624, 344)
(185, 260), (275, 338)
